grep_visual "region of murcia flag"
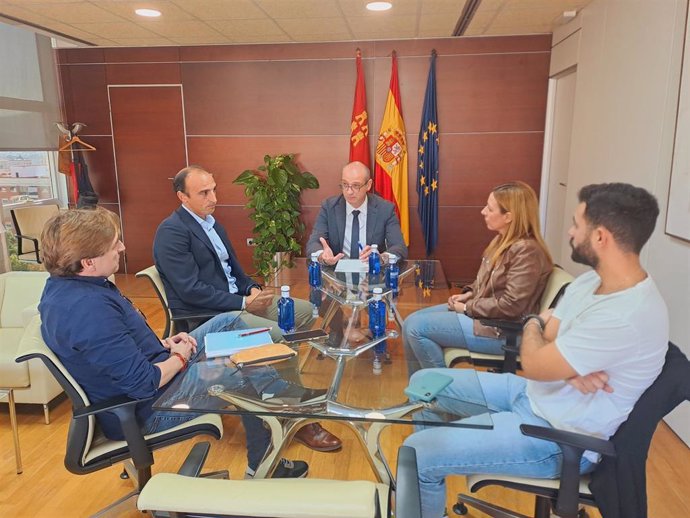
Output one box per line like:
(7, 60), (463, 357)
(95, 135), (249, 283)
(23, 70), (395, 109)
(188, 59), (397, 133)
(374, 51), (409, 245)
(349, 48), (371, 167)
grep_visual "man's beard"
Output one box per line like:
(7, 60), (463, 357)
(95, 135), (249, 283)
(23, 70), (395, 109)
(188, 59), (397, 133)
(570, 237), (599, 268)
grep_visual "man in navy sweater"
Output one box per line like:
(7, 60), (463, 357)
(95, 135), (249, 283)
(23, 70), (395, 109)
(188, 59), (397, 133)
(39, 207), (309, 478)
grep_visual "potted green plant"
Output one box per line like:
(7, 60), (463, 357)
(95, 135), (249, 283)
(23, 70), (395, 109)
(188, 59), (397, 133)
(234, 154), (319, 279)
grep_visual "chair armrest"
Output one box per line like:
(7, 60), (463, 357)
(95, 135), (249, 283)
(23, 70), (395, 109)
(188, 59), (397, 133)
(15, 233), (38, 245)
(177, 442), (211, 477)
(21, 303), (40, 327)
(73, 394), (155, 471)
(520, 424), (616, 458)
(72, 394), (149, 419)
(395, 446), (422, 518)
(479, 318), (523, 333)
(521, 424), (616, 518)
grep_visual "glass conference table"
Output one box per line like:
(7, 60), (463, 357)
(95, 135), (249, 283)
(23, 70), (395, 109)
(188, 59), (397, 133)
(154, 258), (491, 484)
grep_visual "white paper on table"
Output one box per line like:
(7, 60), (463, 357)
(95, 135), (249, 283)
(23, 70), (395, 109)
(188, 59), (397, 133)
(335, 258), (369, 273)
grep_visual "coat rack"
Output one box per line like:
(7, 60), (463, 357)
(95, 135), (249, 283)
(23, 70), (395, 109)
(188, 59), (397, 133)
(56, 122), (97, 206)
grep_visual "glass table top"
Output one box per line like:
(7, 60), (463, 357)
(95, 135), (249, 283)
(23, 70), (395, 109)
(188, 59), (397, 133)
(154, 258), (492, 430)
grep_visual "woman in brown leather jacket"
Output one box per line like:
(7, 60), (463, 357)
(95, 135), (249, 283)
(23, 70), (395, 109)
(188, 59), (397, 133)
(403, 181), (553, 374)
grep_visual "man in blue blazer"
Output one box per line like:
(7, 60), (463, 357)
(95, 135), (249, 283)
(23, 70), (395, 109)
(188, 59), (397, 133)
(153, 166), (342, 455)
(306, 161), (407, 264)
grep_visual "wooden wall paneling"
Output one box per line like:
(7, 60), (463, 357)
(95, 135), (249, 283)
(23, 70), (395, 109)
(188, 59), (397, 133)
(103, 46), (180, 63)
(406, 132), (545, 208)
(106, 63), (181, 85)
(437, 53), (550, 133)
(370, 35), (551, 57)
(109, 85), (187, 273)
(78, 135), (118, 203)
(56, 47), (105, 64)
(175, 36), (550, 64)
(186, 136), (350, 207)
(58, 36), (551, 282)
(179, 41), (376, 62)
(58, 64), (111, 135)
(181, 60), (355, 135)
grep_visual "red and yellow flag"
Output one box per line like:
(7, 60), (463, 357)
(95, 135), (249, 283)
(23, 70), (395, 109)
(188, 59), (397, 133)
(349, 49), (370, 167)
(375, 52), (409, 245)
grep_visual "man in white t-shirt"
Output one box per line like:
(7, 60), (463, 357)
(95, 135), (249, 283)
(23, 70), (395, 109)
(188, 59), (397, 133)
(404, 183), (669, 518)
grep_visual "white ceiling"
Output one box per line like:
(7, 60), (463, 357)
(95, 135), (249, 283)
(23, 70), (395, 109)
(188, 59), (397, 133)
(0, 0), (592, 47)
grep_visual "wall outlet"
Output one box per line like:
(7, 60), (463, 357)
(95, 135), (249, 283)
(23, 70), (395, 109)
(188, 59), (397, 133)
(246, 238), (256, 246)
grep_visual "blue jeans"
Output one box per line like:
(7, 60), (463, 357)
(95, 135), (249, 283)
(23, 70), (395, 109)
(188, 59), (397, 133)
(142, 312), (272, 471)
(403, 370), (595, 518)
(403, 304), (506, 375)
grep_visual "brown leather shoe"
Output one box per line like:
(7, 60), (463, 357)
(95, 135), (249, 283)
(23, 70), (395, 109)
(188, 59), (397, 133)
(293, 422), (342, 452)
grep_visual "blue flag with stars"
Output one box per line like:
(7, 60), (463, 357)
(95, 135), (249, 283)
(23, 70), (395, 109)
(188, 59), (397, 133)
(416, 50), (439, 256)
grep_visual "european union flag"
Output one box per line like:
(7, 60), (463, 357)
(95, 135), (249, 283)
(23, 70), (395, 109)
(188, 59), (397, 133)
(416, 50), (439, 257)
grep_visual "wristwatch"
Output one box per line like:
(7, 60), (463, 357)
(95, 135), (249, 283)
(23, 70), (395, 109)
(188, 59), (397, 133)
(523, 314), (545, 331)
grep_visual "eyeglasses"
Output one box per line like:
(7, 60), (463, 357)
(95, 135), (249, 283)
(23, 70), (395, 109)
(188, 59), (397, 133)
(340, 182), (368, 192)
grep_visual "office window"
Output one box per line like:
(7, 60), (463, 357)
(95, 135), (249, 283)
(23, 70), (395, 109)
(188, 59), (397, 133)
(1, 151), (66, 272)
(0, 151), (56, 202)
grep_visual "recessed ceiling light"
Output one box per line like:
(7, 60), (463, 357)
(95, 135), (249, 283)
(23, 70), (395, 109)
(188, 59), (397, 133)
(135, 8), (161, 18)
(366, 2), (392, 11)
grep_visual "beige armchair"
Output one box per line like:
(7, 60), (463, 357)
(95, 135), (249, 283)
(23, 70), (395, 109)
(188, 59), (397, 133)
(9, 203), (60, 263)
(0, 272), (63, 420)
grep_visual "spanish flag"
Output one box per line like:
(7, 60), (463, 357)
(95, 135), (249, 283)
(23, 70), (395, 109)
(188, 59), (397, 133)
(349, 49), (371, 168)
(375, 51), (409, 245)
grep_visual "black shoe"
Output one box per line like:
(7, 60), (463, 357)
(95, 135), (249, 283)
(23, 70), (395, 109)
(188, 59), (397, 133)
(271, 458), (309, 478)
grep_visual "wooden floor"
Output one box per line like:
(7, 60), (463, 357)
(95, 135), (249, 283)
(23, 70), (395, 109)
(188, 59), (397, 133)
(2, 273), (690, 517)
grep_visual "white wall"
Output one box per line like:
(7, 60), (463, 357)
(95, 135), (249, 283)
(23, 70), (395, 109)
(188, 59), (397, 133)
(551, 0), (690, 443)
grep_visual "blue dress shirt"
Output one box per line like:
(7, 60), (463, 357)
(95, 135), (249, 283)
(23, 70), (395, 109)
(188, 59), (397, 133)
(181, 205), (238, 294)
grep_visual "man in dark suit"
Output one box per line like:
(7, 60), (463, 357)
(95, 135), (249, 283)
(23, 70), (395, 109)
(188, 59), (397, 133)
(306, 161), (407, 264)
(153, 166), (342, 456)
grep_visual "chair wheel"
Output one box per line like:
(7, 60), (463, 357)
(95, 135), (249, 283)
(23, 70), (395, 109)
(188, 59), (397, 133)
(452, 502), (468, 515)
(120, 469), (129, 480)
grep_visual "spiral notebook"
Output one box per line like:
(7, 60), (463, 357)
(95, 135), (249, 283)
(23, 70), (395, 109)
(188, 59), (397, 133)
(204, 328), (273, 358)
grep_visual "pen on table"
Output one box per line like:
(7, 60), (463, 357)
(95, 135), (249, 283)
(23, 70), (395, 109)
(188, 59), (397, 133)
(238, 327), (272, 337)
(236, 353), (295, 369)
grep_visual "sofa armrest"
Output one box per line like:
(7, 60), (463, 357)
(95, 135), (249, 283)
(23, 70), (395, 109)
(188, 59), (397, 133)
(21, 303), (40, 327)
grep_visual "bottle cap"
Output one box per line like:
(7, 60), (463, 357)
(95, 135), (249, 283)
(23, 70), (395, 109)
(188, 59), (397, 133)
(388, 254), (397, 264)
(371, 244), (378, 250)
(311, 252), (319, 260)
(373, 287), (383, 294)
(281, 285), (290, 293)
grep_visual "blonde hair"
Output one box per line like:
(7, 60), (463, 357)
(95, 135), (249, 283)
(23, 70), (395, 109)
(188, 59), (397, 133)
(41, 207), (121, 276)
(484, 181), (552, 267)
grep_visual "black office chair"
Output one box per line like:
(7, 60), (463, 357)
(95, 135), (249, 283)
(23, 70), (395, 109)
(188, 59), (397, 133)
(136, 265), (220, 338)
(444, 265), (573, 373)
(453, 342), (690, 518)
(138, 444), (422, 518)
(15, 317), (226, 516)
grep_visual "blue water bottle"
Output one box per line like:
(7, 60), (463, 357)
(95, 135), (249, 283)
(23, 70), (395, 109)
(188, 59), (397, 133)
(368, 244), (381, 275)
(368, 287), (387, 374)
(386, 254), (399, 297)
(308, 252), (322, 287)
(309, 286), (322, 318)
(277, 285), (295, 333)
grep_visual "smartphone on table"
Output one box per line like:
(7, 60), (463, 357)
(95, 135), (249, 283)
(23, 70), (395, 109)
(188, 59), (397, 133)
(282, 328), (329, 344)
